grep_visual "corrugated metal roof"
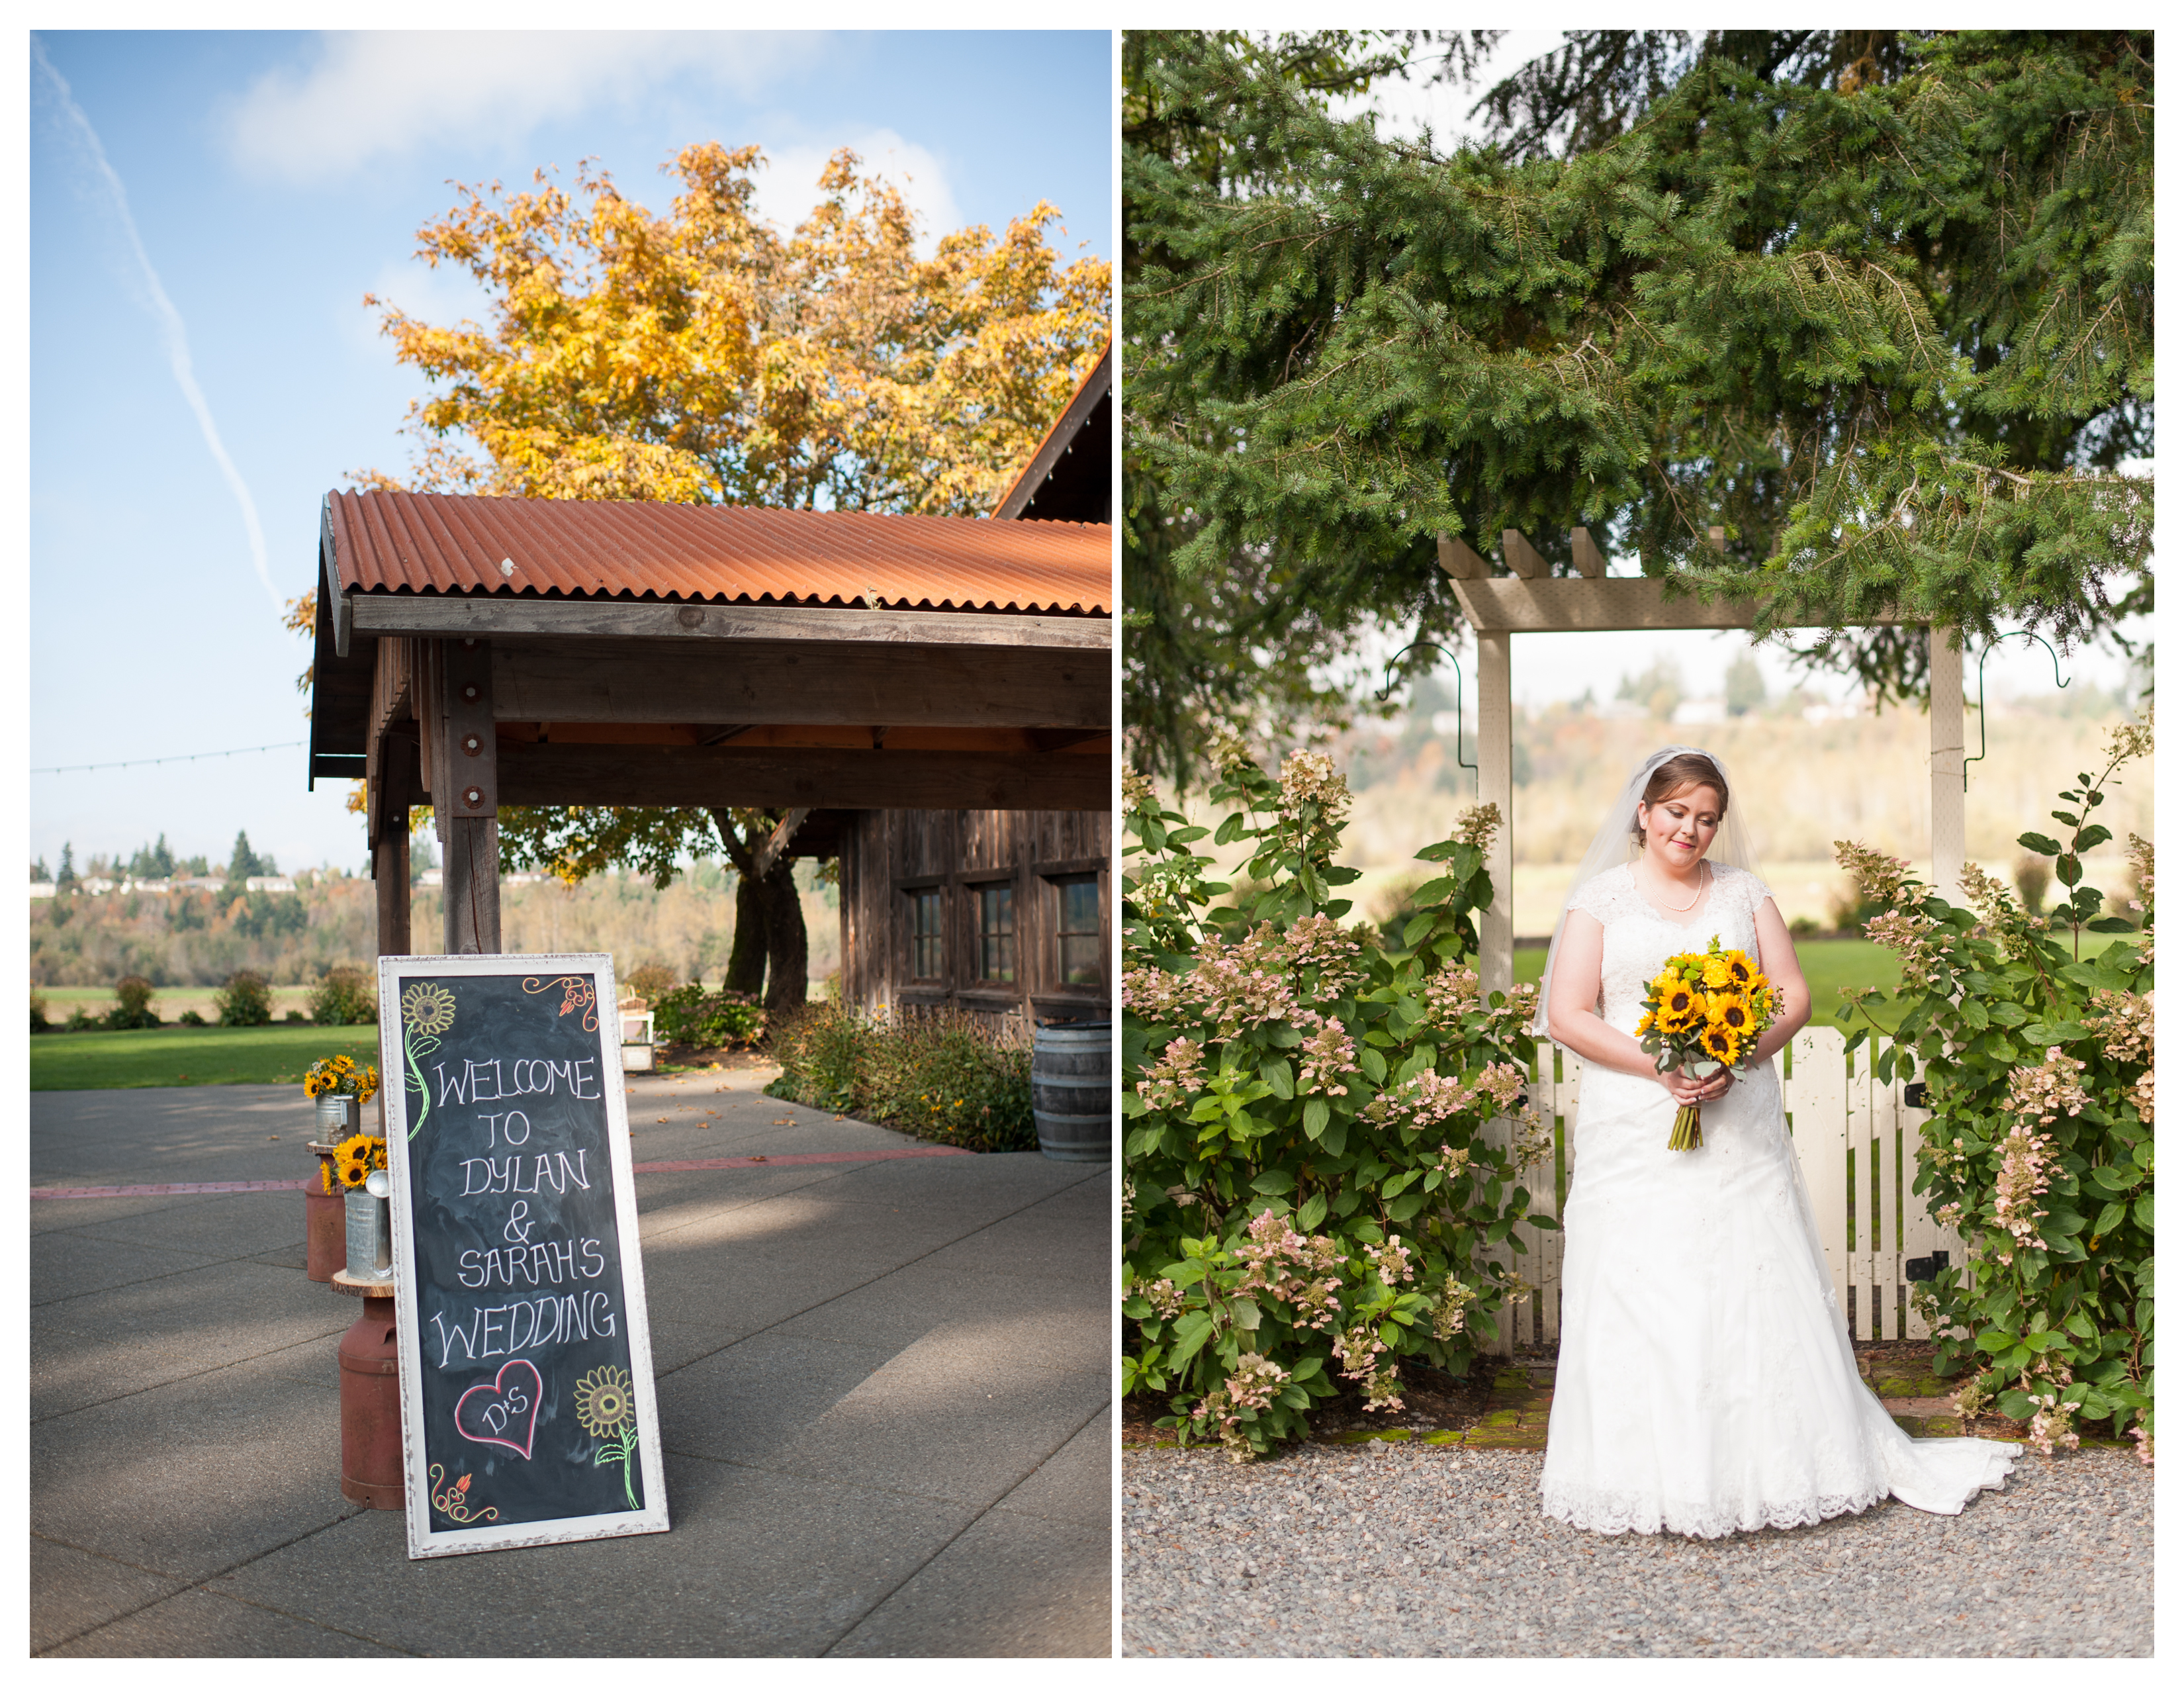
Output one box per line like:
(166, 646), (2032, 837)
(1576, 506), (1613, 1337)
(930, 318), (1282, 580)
(324, 491), (1111, 616)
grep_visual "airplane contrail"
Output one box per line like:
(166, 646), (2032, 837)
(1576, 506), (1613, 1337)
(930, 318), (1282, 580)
(32, 38), (279, 612)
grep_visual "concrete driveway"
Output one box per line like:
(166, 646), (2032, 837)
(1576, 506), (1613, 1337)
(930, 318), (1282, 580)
(30, 1062), (1113, 1656)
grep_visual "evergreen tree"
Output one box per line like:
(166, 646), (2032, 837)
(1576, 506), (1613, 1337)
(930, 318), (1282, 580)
(32, 857), (49, 884)
(226, 831), (261, 884)
(1126, 30), (2152, 782)
(56, 843), (75, 889)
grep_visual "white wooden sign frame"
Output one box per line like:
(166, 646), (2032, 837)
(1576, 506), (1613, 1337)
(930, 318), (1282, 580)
(377, 952), (669, 1558)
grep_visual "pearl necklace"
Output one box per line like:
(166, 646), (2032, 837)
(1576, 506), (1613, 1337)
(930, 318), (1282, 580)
(1642, 856), (1709, 914)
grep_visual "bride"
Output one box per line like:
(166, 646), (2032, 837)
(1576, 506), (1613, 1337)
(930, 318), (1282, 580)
(1535, 745), (2019, 1537)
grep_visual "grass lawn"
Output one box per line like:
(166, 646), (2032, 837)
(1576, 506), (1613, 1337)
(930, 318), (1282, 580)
(1513, 937), (1911, 1032)
(28, 1023), (383, 1091)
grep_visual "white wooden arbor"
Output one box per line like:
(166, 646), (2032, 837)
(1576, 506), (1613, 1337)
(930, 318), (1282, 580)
(1435, 526), (1966, 998)
(1437, 526), (1972, 1355)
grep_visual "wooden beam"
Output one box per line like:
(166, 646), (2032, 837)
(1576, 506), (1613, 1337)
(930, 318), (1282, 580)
(1570, 526), (1607, 579)
(349, 594), (1110, 653)
(490, 740), (1110, 811)
(1477, 633), (1514, 1000)
(1501, 530), (1550, 579)
(1929, 627), (1965, 902)
(488, 640), (1107, 730)
(1436, 533), (1488, 580)
(1448, 575), (1860, 632)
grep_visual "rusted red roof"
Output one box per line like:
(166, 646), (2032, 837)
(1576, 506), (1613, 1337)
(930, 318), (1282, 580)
(323, 491), (1111, 616)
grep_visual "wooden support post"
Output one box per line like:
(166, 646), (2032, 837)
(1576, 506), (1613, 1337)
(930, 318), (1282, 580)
(1569, 526), (1606, 579)
(430, 638), (502, 955)
(375, 827), (411, 959)
(1929, 626), (1965, 901)
(1477, 631), (1514, 1000)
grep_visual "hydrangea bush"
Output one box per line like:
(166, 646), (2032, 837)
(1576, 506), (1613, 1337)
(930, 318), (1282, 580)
(1836, 714), (2154, 1460)
(1122, 740), (1549, 1460)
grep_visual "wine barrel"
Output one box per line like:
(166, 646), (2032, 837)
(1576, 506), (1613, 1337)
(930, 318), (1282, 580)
(1031, 1020), (1112, 1162)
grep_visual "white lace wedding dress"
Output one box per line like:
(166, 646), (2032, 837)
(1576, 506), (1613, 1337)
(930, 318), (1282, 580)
(1539, 863), (2021, 1538)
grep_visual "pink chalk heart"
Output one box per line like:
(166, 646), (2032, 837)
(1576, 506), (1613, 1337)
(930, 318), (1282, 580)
(454, 1359), (543, 1460)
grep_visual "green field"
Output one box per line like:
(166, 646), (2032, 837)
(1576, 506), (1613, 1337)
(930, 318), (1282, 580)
(28, 1023), (384, 1091)
(1514, 936), (1909, 1031)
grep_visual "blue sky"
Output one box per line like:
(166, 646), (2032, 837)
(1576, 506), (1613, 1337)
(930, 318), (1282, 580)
(28, 29), (1113, 877)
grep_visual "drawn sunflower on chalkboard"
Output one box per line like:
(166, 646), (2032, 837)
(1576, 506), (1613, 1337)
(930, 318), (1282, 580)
(574, 1365), (641, 1510)
(398, 982), (458, 1141)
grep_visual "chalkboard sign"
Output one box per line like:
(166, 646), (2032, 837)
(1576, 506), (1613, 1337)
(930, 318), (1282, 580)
(377, 954), (668, 1558)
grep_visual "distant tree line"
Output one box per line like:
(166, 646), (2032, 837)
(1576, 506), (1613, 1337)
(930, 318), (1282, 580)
(34, 830), (279, 887)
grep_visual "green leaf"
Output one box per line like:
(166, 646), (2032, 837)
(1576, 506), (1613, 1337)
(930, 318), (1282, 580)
(1302, 1098), (1330, 1141)
(1358, 1047), (1388, 1084)
(1260, 1058), (1295, 1100)
(1297, 1192), (1328, 1231)
(1289, 1355), (1324, 1382)
(2073, 825), (2113, 852)
(1386, 1191), (1424, 1223)
(2133, 1194), (2154, 1229)
(1169, 1309), (1214, 1368)
(1169, 825), (1210, 844)
(1228, 1296), (1262, 1331)
(1401, 911), (1438, 949)
(1250, 1166), (1296, 1196)
(2017, 833), (2061, 857)
(1213, 812), (1245, 845)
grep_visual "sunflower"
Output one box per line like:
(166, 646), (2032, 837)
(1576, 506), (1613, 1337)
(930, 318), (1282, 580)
(1702, 1023), (1739, 1063)
(1635, 1009), (1655, 1035)
(1660, 984), (1700, 1028)
(401, 982), (457, 1037)
(1718, 998), (1752, 1035)
(333, 1133), (385, 1190)
(574, 1366), (635, 1438)
(1725, 953), (1756, 988)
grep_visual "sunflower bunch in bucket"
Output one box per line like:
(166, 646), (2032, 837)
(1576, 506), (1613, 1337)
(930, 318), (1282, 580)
(330, 1132), (388, 1191)
(304, 1053), (380, 1105)
(1635, 936), (1779, 1151)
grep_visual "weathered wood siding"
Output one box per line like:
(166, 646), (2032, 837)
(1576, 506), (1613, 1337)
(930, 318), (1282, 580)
(837, 808), (1110, 1032)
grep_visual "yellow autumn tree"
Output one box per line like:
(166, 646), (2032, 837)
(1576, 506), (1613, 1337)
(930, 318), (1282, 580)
(329, 140), (1109, 1012)
(358, 141), (1109, 514)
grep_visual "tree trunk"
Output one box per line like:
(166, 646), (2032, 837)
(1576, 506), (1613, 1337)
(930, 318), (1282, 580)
(759, 855), (808, 1019)
(725, 873), (767, 997)
(709, 806), (811, 1013)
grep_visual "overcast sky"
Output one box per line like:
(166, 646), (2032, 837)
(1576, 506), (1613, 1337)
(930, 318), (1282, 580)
(27, 29), (1111, 876)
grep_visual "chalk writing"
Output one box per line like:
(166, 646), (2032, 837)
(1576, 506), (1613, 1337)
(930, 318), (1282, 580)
(453, 1358), (543, 1459)
(455, 1150), (593, 1197)
(429, 1291), (617, 1366)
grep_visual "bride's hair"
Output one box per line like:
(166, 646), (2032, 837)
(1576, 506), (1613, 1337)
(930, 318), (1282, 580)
(1631, 751), (1729, 847)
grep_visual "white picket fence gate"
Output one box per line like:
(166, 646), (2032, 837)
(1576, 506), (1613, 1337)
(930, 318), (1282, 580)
(1478, 1027), (1965, 1356)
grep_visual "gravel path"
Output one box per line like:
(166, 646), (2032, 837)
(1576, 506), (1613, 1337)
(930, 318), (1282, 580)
(1123, 1442), (2152, 1656)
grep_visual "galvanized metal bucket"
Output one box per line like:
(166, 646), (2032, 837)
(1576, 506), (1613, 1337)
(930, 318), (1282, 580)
(343, 1187), (392, 1280)
(316, 1094), (361, 1139)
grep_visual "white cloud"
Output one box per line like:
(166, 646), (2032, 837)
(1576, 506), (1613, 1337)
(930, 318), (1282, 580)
(220, 30), (831, 183)
(752, 131), (963, 254)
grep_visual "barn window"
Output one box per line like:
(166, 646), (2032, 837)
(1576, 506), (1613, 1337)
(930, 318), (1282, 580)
(909, 889), (943, 980)
(1053, 874), (1102, 986)
(976, 882), (1016, 982)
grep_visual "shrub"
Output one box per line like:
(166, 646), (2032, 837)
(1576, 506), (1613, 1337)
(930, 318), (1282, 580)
(214, 969), (273, 1027)
(308, 965), (378, 1025)
(1122, 747), (1545, 1460)
(623, 961), (680, 1005)
(65, 1005), (97, 1031)
(766, 1003), (1037, 1152)
(285, 1009), (308, 1023)
(2013, 852), (2052, 919)
(653, 984), (764, 1049)
(30, 990), (48, 1033)
(179, 1009), (207, 1027)
(104, 975), (161, 1031)
(1837, 714), (2154, 1458)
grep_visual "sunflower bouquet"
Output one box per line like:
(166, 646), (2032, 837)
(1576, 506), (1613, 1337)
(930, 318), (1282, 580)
(1635, 935), (1780, 1151)
(328, 1132), (388, 1192)
(304, 1053), (379, 1105)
